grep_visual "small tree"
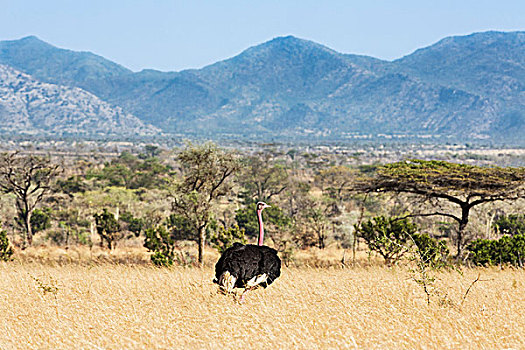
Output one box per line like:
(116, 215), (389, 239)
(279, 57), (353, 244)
(141, 145), (161, 159)
(144, 215), (197, 266)
(120, 211), (145, 237)
(51, 209), (91, 246)
(410, 233), (450, 268)
(93, 209), (121, 249)
(170, 143), (239, 265)
(0, 152), (60, 247)
(304, 205), (330, 249)
(356, 216), (418, 265)
(316, 165), (357, 204)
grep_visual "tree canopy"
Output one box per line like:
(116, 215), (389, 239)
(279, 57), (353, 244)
(353, 160), (525, 255)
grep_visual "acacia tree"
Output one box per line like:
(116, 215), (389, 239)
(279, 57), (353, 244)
(0, 153), (60, 247)
(170, 143), (239, 265)
(353, 160), (525, 256)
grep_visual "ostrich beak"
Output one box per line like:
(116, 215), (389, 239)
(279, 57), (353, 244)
(263, 203), (271, 209)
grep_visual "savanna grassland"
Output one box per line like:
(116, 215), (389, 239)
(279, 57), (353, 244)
(1, 252), (524, 350)
(0, 144), (524, 349)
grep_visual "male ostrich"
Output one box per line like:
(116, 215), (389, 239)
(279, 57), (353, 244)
(214, 202), (281, 302)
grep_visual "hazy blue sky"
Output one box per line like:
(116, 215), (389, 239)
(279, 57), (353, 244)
(1, 0), (524, 72)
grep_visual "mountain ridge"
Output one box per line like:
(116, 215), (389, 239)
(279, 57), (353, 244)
(0, 31), (523, 142)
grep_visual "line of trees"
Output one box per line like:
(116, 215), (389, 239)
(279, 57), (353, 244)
(0, 147), (523, 266)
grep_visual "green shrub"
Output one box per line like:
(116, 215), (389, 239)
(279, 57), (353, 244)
(144, 215), (202, 267)
(210, 225), (246, 254)
(144, 225), (175, 267)
(150, 251), (173, 267)
(410, 233), (449, 267)
(119, 211), (145, 237)
(30, 208), (52, 233)
(46, 224), (91, 246)
(467, 234), (525, 266)
(356, 216), (418, 265)
(0, 230), (14, 261)
(494, 214), (525, 236)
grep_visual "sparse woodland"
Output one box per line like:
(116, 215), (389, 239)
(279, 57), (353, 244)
(0, 143), (523, 268)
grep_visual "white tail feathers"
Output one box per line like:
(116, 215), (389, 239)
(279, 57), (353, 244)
(246, 273), (268, 288)
(218, 271), (237, 294)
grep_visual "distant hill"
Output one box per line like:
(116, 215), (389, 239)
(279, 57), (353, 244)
(395, 31), (525, 99)
(0, 65), (159, 136)
(0, 32), (523, 142)
(0, 36), (131, 88)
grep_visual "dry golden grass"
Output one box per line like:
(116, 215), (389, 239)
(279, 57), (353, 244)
(1, 255), (524, 349)
(12, 245), (373, 268)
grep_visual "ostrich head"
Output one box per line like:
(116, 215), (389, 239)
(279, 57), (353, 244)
(256, 202), (270, 246)
(256, 201), (271, 211)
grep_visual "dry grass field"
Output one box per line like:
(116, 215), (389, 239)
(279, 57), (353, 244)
(1, 253), (525, 350)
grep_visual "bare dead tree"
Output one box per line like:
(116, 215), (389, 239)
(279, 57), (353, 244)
(0, 152), (60, 247)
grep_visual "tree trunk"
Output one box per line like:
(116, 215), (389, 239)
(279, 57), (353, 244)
(25, 211), (33, 247)
(318, 232), (325, 249)
(19, 204), (34, 248)
(456, 205), (470, 257)
(198, 225), (206, 266)
(352, 231), (357, 263)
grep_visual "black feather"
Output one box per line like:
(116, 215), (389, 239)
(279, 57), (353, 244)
(214, 243), (281, 288)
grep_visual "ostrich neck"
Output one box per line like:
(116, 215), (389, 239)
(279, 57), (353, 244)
(257, 209), (264, 246)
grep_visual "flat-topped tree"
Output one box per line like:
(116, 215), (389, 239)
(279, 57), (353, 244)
(0, 152), (60, 247)
(353, 160), (525, 256)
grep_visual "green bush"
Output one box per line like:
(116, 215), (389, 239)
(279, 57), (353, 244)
(119, 211), (145, 237)
(144, 216), (202, 267)
(494, 214), (525, 236)
(410, 233), (449, 267)
(356, 216), (418, 265)
(144, 225), (175, 267)
(150, 251), (173, 267)
(30, 208), (52, 233)
(210, 225), (246, 254)
(466, 234), (525, 267)
(0, 230), (14, 261)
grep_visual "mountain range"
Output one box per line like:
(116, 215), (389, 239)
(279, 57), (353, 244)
(0, 31), (523, 143)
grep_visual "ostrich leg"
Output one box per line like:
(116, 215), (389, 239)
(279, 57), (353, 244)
(239, 286), (256, 303)
(238, 273), (268, 303)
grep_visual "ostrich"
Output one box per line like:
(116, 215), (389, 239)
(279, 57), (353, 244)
(214, 201), (281, 302)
